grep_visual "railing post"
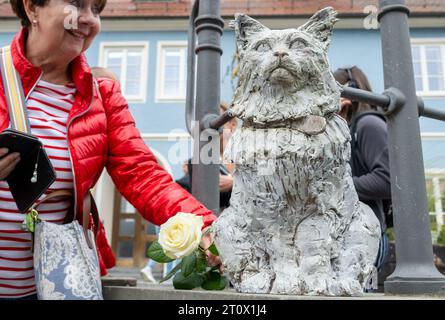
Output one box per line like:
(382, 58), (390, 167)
(190, 0), (224, 213)
(378, 0), (445, 294)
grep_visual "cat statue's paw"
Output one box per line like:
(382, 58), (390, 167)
(236, 270), (274, 294)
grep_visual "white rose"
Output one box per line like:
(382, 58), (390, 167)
(158, 212), (204, 260)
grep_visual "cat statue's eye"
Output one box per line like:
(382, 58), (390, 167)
(290, 38), (308, 50)
(255, 42), (272, 52)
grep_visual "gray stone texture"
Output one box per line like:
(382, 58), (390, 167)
(213, 8), (381, 296)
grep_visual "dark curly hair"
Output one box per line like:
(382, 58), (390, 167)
(10, 0), (107, 27)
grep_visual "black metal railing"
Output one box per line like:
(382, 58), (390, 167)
(185, 0), (224, 213)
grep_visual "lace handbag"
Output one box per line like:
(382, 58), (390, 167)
(26, 191), (104, 300)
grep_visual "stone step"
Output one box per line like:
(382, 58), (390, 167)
(103, 283), (445, 300)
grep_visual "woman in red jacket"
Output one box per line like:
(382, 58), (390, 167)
(0, 0), (217, 299)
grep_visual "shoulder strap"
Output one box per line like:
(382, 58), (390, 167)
(33, 190), (99, 249)
(0, 46), (31, 133)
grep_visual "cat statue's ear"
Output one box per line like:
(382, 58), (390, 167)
(298, 7), (338, 49)
(231, 13), (269, 52)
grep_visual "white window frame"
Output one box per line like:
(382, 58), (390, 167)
(411, 39), (445, 98)
(155, 41), (188, 103)
(99, 41), (149, 103)
(421, 134), (445, 171)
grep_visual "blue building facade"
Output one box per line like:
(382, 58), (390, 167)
(1, 17), (445, 264)
(1, 25), (443, 177)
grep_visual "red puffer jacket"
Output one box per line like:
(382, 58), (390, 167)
(0, 28), (217, 275)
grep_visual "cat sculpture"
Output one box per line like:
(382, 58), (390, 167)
(213, 7), (381, 296)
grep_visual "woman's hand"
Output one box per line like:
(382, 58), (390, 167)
(339, 97), (353, 120)
(219, 175), (233, 193)
(0, 148), (20, 180)
(200, 227), (224, 273)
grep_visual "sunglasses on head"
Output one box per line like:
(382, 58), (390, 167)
(339, 65), (358, 89)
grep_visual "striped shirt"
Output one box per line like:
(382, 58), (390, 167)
(0, 80), (76, 298)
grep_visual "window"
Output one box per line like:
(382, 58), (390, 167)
(412, 40), (445, 96)
(156, 41), (187, 102)
(100, 42), (148, 102)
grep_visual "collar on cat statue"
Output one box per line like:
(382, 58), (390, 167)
(295, 115), (327, 135)
(243, 115), (327, 136)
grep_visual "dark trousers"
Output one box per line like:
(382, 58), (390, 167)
(376, 232), (390, 271)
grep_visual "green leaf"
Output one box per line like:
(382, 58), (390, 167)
(201, 270), (228, 290)
(181, 253), (197, 277)
(196, 251), (207, 273)
(159, 262), (182, 283)
(173, 271), (205, 290)
(208, 243), (219, 256)
(147, 241), (175, 263)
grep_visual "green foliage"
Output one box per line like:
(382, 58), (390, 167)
(149, 239), (228, 291)
(427, 192), (435, 213)
(173, 272), (205, 290)
(386, 228), (395, 241)
(201, 270), (228, 290)
(160, 261), (182, 283)
(181, 252), (197, 277)
(147, 241), (175, 263)
(208, 243), (220, 256)
(196, 251), (207, 273)
(437, 225), (445, 245)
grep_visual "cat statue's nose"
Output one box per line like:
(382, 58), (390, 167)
(274, 51), (289, 58)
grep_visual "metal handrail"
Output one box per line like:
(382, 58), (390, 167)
(203, 86), (445, 133)
(341, 86), (390, 108)
(341, 86), (445, 121)
(184, 0), (224, 212)
(417, 98), (445, 121)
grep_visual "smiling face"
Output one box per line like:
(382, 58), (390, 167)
(25, 0), (102, 63)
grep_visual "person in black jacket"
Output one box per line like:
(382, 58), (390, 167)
(333, 66), (392, 273)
